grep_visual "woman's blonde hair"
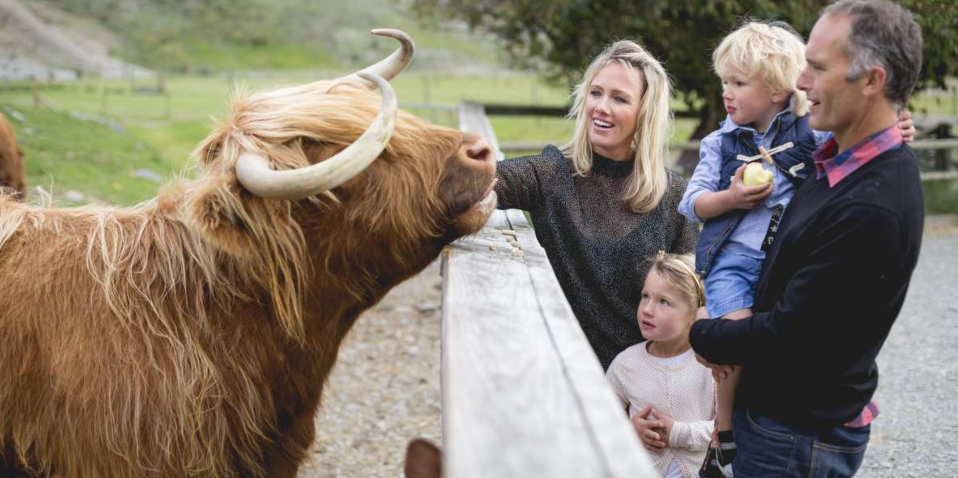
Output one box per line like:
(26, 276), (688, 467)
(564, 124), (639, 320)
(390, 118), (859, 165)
(562, 40), (673, 214)
(645, 251), (705, 315)
(712, 21), (809, 116)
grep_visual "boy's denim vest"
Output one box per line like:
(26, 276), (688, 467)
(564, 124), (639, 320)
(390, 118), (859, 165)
(695, 113), (817, 277)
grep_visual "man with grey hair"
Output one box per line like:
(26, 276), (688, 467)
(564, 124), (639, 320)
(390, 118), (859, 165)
(690, 1), (925, 476)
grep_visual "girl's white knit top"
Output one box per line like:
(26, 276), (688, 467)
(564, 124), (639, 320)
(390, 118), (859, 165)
(606, 342), (716, 478)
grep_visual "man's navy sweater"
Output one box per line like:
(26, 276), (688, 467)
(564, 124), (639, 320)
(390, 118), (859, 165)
(690, 143), (924, 428)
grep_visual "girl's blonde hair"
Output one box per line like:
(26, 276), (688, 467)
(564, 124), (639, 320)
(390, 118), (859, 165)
(562, 40), (673, 214)
(712, 21), (809, 116)
(646, 251), (705, 315)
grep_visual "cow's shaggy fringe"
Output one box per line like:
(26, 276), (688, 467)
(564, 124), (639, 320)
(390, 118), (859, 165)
(0, 79), (463, 478)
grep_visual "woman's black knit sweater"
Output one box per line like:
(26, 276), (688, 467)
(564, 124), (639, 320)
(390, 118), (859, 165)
(495, 145), (698, 369)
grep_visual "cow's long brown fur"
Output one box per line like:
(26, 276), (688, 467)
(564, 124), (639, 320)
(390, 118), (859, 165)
(0, 80), (490, 478)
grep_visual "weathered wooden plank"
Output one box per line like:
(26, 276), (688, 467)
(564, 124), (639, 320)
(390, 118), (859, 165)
(484, 209), (511, 230)
(508, 215), (658, 478)
(441, 229), (605, 478)
(441, 222), (656, 477)
(503, 203), (530, 229)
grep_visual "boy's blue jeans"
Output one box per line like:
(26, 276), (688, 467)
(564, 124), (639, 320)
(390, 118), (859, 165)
(733, 407), (870, 478)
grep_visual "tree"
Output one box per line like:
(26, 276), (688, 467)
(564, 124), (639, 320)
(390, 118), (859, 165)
(411, 0), (958, 144)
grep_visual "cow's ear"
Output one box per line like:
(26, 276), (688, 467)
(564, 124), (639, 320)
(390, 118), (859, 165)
(186, 172), (256, 256)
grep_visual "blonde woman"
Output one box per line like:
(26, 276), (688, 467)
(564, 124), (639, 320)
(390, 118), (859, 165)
(494, 40), (697, 370)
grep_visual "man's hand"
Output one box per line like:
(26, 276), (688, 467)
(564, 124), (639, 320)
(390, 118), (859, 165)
(696, 354), (733, 382)
(631, 405), (667, 451)
(692, 313), (734, 381)
(693, 342), (733, 383)
(727, 164), (773, 210)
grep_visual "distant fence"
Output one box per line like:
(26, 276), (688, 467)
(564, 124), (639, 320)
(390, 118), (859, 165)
(498, 139), (958, 182)
(439, 101), (658, 477)
(480, 102), (958, 181)
(480, 102), (699, 119)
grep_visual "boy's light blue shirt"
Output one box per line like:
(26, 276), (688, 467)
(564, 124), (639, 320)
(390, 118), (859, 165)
(678, 105), (831, 259)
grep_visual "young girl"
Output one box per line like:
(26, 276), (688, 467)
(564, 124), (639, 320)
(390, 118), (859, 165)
(606, 252), (714, 478)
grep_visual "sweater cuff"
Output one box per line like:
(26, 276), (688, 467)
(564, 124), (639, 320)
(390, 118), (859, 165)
(689, 318), (721, 362)
(669, 420), (714, 451)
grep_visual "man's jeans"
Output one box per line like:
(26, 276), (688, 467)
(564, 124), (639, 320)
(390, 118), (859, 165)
(733, 407), (870, 477)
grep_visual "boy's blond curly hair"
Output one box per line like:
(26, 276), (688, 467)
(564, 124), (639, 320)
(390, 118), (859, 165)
(713, 21), (809, 116)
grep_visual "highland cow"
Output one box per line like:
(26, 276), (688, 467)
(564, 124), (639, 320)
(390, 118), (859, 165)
(0, 111), (26, 200)
(0, 30), (497, 478)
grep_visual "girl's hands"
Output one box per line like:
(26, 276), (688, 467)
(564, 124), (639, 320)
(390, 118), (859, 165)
(631, 405), (668, 451)
(651, 408), (675, 445)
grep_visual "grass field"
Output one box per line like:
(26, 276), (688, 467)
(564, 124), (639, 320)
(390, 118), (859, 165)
(1, 104), (171, 205)
(1, 73), (956, 213)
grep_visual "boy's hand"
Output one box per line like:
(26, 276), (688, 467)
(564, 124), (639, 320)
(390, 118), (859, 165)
(727, 164), (773, 210)
(631, 405), (667, 451)
(898, 109), (916, 143)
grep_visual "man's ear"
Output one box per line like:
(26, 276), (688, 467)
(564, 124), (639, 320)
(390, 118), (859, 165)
(861, 66), (888, 98)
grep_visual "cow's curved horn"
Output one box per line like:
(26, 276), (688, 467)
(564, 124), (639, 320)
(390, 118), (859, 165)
(340, 29), (414, 89)
(235, 72), (397, 200)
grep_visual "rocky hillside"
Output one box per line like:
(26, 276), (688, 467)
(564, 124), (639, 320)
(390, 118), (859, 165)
(0, 0), (500, 80)
(0, 0), (150, 79)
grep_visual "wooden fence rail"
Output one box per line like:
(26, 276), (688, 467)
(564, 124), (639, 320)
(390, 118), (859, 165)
(439, 101), (658, 477)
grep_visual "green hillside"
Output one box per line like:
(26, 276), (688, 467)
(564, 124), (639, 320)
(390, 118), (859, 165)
(2, 103), (171, 205)
(29, 0), (500, 72)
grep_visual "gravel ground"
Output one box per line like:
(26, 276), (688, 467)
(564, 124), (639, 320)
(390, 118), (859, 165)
(297, 227), (958, 478)
(861, 232), (958, 477)
(299, 261), (444, 478)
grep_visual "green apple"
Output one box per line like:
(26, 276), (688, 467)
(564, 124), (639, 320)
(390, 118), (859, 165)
(743, 162), (774, 186)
